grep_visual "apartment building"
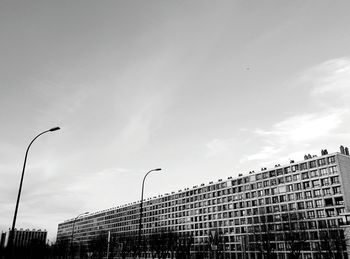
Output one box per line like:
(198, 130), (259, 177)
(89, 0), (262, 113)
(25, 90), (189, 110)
(1, 229), (47, 248)
(57, 147), (350, 259)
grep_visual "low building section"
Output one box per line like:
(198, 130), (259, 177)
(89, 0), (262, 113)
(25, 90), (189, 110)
(57, 147), (350, 259)
(1, 229), (47, 248)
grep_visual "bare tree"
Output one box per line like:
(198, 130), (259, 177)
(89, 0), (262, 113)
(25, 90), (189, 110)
(176, 232), (194, 259)
(283, 212), (308, 259)
(316, 226), (348, 259)
(87, 233), (108, 259)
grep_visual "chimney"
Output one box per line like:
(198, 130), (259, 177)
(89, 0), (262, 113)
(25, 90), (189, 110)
(345, 147), (349, 156)
(340, 145), (345, 154)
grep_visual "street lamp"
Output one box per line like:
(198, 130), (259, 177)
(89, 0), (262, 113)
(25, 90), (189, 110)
(138, 168), (162, 256)
(71, 212), (89, 259)
(8, 127), (60, 252)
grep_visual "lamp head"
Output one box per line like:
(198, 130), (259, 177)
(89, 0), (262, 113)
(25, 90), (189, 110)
(154, 168), (162, 171)
(49, 127), (60, 132)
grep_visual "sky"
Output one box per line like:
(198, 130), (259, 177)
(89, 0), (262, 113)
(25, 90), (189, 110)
(1, 0), (350, 242)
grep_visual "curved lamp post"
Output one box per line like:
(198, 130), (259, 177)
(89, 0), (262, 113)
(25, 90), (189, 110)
(8, 127), (60, 251)
(71, 212), (89, 259)
(138, 168), (162, 256)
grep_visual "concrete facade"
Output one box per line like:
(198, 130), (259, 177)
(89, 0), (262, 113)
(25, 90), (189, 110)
(1, 229), (47, 248)
(57, 147), (350, 259)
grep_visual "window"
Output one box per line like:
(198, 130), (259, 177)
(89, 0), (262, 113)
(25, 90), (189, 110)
(277, 243), (284, 250)
(303, 181), (310, 189)
(316, 210), (326, 218)
(328, 156), (336, 164)
(278, 177), (284, 184)
(337, 207), (345, 214)
(273, 205), (280, 212)
(264, 189), (270, 196)
(293, 174), (300, 181)
(314, 190), (321, 197)
(315, 199), (323, 207)
(300, 163), (307, 170)
(280, 195), (287, 202)
(329, 166), (338, 175)
(333, 186), (341, 194)
(301, 172), (309, 180)
(310, 170), (318, 178)
(305, 191), (312, 199)
(266, 206), (272, 213)
(288, 194), (294, 201)
(331, 176), (340, 184)
(319, 168), (328, 176)
(284, 167), (291, 174)
(278, 186), (286, 193)
(309, 160), (317, 168)
(271, 187), (277, 195)
(295, 192), (303, 200)
(335, 197), (344, 205)
(263, 180), (269, 187)
(286, 184), (293, 192)
(289, 203), (296, 210)
(297, 202), (305, 210)
(275, 223), (282, 230)
(312, 180), (320, 187)
(291, 164), (299, 172)
(308, 211), (315, 219)
(285, 176), (292, 182)
(294, 183), (301, 190)
(328, 218), (336, 226)
(324, 198), (333, 206)
(323, 188), (331, 196)
(321, 178), (330, 186)
(318, 158), (326, 166)
(306, 201), (313, 208)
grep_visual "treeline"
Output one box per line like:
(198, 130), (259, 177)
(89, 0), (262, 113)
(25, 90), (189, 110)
(1, 211), (348, 259)
(53, 230), (193, 259)
(0, 238), (47, 259)
(241, 211), (348, 259)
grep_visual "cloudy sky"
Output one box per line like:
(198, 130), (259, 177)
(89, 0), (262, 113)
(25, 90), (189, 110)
(1, 0), (350, 242)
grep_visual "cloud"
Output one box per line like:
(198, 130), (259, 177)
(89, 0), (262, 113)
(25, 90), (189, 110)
(244, 109), (347, 162)
(254, 110), (346, 142)
(299, 57), (350, 99)
(242, 57), (350, 163)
